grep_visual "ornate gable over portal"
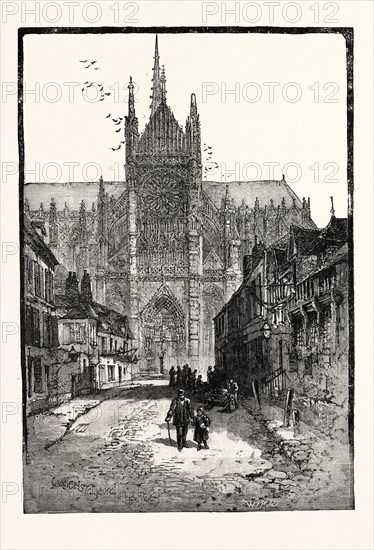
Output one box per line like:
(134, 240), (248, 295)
(203, 249), (223, 271)
(140, 284), (186, 370)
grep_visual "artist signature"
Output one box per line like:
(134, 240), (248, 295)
(244, 498), (277, 509)
(51, 477), (160, 505)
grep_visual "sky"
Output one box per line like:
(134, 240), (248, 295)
(23, 32), (348, 227)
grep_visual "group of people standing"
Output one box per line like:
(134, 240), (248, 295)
(168, 365), (204, 393)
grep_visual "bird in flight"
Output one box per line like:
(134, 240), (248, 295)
(79, 60), (88, 63)
(111, 144), (122, 151)
(85, 60), (98, 69)
(115, 128), (121, 133)
(106, 113), (111, 118)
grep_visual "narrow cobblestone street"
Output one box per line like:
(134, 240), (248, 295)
(24, 382), (352, 513)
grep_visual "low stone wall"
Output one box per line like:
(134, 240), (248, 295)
(293, 396), (349, 445)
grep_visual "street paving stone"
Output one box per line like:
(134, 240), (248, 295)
(24, 383), (353, 513)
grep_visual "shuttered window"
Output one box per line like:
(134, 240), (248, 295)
(33, 357), (43, 393)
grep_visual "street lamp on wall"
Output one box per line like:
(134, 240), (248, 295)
(262, 322), (271, 340)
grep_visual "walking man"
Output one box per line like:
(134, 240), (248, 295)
(165, 389), (194, 452)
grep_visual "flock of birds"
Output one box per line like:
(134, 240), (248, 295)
(80, 59), (111, 102)
(79, 59), (125, 150)
(78, 59), (221, 162)
(203, 143), (219, 179)
(106, 114), (125, 150)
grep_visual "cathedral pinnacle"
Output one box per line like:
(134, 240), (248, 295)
(160, 65), (167, 104)
(128, 76), (135, 118)
(330, 196), (335, 218)
(150, 35), (163, 115)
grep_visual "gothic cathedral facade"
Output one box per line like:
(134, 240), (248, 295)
(25, 37), (317, 375)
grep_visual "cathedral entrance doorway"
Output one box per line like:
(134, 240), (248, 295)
(141, 286), (185, 374)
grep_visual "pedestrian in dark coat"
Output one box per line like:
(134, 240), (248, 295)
(193, 407), (210, 450)
(187, 368), (194, 390)
(192, 370), (198, 391)
(207, 366), (213, 388)
(182, 365), (188, 388)
(165, 389), (194, 452)
(176, 366), (182, 386)
(169, 366), (176, 386)
(211, 367), (219, 390)
(195, 374), (203, 393)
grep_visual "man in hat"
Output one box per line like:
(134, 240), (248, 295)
(165, 389), (194, 452)
(193, 406), (211, 451)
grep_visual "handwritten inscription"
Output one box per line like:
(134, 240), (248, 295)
(51, 477), (160, 506)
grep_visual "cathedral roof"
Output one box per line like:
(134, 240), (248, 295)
(24, 181), (124, 211)
(202, 179), (303, 210)
(25, 178), (306, 213)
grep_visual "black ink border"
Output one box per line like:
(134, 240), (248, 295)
(18, 25), (354, 511)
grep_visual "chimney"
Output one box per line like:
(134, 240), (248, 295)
(65, 271), (79, 306)
(80, 270), (93, 305)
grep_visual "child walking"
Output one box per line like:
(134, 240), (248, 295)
(193, 406), (211, 451)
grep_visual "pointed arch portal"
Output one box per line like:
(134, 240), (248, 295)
(141, 285), (185, 371)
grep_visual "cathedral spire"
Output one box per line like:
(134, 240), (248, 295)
(150, 35), (163, 115)
(186, 93), (201, 162)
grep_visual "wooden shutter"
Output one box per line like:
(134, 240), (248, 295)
(51, 316), (59, 347)
(33, 357), (43, 393)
